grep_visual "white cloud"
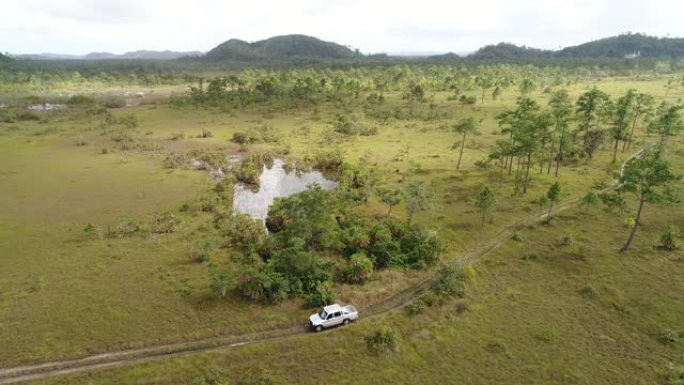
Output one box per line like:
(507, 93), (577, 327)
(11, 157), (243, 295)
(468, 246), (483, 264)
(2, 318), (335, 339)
(2, 0), (684, 55)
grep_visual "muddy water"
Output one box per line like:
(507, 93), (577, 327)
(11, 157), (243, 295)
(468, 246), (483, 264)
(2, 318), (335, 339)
(233, 158), (337, 220)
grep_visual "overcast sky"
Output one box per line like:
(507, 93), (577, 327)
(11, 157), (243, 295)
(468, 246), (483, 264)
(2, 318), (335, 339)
(3, 0), (684, 55)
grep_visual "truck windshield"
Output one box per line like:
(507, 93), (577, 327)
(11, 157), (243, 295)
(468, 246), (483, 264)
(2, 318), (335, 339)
(318, 310), (327, 319)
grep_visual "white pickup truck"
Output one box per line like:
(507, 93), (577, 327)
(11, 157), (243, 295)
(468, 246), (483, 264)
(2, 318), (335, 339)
(309, 303), (358, 332)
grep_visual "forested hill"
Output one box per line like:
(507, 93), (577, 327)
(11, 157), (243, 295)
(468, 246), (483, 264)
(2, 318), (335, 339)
(555, 33), (684, 58)
(468, 43), (551, 60)
(203, 34), (360, 62)
(432, 33), (684, 61)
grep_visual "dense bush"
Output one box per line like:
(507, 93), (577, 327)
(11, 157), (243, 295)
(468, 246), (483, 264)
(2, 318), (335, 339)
(304, 147), (344, 172)
(232, 152), (273, 186)
(343, 252), (374, 283)
(231, 123), (279, 145)
(660, 225), (681, 250)
(67, 95), (96, 106)
(208, 263), (235, 298)
(305, 281), (336, 307)
(265, 185), (340, 250)
(237, 265), (289, 303)
(459, 95), (477, 105)
(220, 213), (266, 252)
(221, 181), (441, 303)
(433, 257), (471, 297)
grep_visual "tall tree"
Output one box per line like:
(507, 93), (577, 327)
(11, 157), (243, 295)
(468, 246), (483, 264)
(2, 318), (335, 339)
(648, 103), (684, 148)
(405, 181), (432, 225)
(616, 150), (680, 252)
(576, 87), (611, 152)
(623, 92), (654, 152)
(475, 74), (494, 103)
(497, 97), (540, 177)
(518, 78), (536, 97)
(548, 89), (573, 176)
(474, 187), (496, 226)
(610, 90), (636, 163)
(452, 117), (480, 170)
(376, 187), (402, 217)
(518, 112), (553, 193)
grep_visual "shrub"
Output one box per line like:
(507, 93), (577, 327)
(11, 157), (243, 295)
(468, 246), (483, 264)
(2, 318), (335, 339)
(400, 226), (441, 269)
(581, 284), (599, 299)
(343, 252), (374, 284)
(408, 298), (426, 315)
(474, 157), (492, 169)
(666, 362), (684, 385)
(359, 125), (379, 136)
(150, 211), (179, 233)
(660, 329), (679, 344)
(198, 128), (213, 138)
(459, 95), (477, 105)
(168, 131), (186, 141)
(307, 147), (344, 171)
(238, 265), (289, 303)
(189, 240), (215, 263)
(231, 123), (279, 144)
(343, 225), (370, 253)
(67, 95), (96, 106)
(305, 281), (336, 308)
(367, 223), (401, 268)
(232, 153), (272, 186)
(433, 258), (471, 297)
(365, 325), (399, 354)
(237, 370), (274, 385)
(581, 191), (599, 207)
(660, 225), (681, 251)
(83, 223), (100, 239)
(188, 148), (231, 171)
(102, 96), (126, 108)
(15, 110), (41, 121)
(221, 213), (266, 252)
(231, 131), (250, 145)
(265, 186), (340, 251)
(109, 220), (140, 238)
(208, 264), (235, 298)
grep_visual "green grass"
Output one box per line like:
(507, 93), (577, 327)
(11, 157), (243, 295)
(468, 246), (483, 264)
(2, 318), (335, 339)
(35, 202), (684, 385)
(0, 76), (682, 384)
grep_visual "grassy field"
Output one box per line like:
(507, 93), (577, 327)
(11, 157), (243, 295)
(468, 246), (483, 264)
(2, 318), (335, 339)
(32, 196), (684, 385)
(0, 74), (682, 384)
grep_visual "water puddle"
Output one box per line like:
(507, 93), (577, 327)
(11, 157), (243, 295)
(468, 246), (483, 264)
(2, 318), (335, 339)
(233, 158), (337, 220)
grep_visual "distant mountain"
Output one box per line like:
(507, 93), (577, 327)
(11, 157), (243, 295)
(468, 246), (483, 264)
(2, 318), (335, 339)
(427, 52), (461, 61)
(203, 34), (360, 62)
(389, 51), (446, 57)
(121, 50), (203, 59)
(10, 33), (684, 64)
(12, 50), (202, 61)
(469, 43), (551, 60)
(12, 53), (82, 60)
(83, 52), (119, 60)
(466, 33), (684, 60)
(555, 33), (684, 58)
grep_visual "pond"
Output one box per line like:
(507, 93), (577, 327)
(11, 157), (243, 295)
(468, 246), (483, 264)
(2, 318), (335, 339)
(232, 158), (337, 221)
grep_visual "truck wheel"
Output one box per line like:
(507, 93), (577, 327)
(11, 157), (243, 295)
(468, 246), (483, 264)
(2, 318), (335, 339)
(343, 319), (350, 326)
(315, 325), (322, 332)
